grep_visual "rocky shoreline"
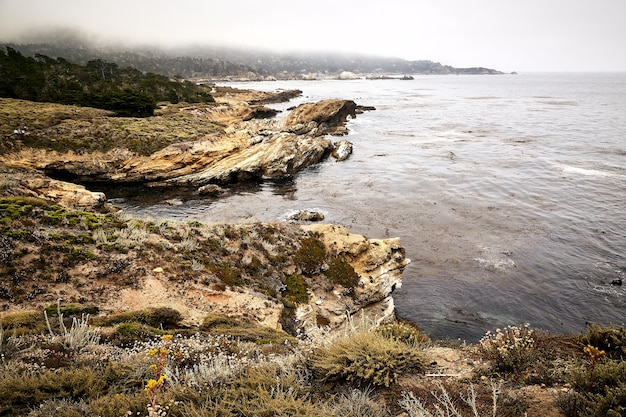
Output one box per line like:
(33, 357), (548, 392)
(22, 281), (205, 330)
(0, 86), (405, 340)
(1, 89), (365, 192)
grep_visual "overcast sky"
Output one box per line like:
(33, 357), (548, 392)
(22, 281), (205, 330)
(1, 0), (625, 72)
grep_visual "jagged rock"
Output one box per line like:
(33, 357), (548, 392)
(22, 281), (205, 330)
(1, 97), (360, 188)
(123, 224), (409, 339)
(241, 106), (278, 121)
(283, 99), (358, 136)
(248, 135), (265, 146)
(162, 132), (332, 186)
(247, 89), (302, 105)
(197, 184), (225, 196)
(288, 210), (325, 222)
(3, 167), (107, 209)
(356, 105), (376, 113)
(331, 140), (353, 161)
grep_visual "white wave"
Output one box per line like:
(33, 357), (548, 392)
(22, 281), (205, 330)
(474, 257), (516, 272)
(560, 165), (621, 178)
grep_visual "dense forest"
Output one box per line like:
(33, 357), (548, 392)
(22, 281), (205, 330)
(0, 47), (214, 117)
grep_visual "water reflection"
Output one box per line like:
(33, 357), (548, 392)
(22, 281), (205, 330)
(264, 176), (298, 200)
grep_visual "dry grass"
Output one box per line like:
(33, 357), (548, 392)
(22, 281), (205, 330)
(312, 329), (424, 387)
(399, 381), (501, 417)
(0, 309), (623, 417)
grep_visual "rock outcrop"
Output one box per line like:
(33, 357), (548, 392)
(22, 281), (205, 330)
(0, 89), (407, 341)
(111, 223), (410, 340)
(287, 209), (325, 222)
(331, 140), (353, 161)
(1, 96), (361, 190)
(284, 99), (358, 136)
(296, 224), (410, 340)
(0, 165), (106, 210)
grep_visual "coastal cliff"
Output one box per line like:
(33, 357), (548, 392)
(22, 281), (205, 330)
(0, 193), (409, 341)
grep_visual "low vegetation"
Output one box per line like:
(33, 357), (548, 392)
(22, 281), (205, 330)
(312, 329), (425, 387)
(0, 76), (623, 413)
(2, 304), (624, 417)
(0, 97), (224, 156)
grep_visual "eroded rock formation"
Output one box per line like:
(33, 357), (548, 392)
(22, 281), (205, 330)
(100, 223), (410, 340)
(0, 165), (106, 210)
(1, 95), (361, 190)
(296, 224), (410, 339)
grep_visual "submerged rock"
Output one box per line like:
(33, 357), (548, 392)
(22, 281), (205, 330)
(197, 184), (225, 196)
(331, 140), (353, 161)
(288, 210), (325, 222)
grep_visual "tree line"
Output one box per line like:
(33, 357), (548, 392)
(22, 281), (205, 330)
(0, 47), (214, 117)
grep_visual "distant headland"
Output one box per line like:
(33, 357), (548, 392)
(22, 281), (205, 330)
(1, 31), (503, 82)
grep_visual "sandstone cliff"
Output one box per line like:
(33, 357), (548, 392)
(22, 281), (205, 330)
(296, 224), (410, 339)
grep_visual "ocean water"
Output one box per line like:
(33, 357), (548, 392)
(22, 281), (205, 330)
(109, 73), (626, 341)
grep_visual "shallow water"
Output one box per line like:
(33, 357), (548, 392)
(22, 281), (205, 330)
(107, 73), (626, 341)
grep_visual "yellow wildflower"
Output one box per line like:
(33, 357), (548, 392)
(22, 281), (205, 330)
(162, 334), (173, 341)
(144, 375), (167, 392)
(145, 379), (159, 392)
(584, 344), (605, 359)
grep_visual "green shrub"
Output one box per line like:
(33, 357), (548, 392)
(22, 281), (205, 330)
(312, 330), (424, 387)
(325, 255), (359, 289)
(107, 322), (163, 346)
(94, 307), (182, 329)
(210, 262), (240, 286)
(557, 345), (626, 417)
(201, 313), (295, 344)
(0, 367), (107, 416)
(197, 362), (328, 417)
(576, 387), (626, 417)
(377, 320), (430, 347)
(282, 273), (309, 306)
(218, 326), (295, 345)
(294, 236), (326, 275)
(581, 323), (626, 359)
(44, 303), (97, 317)
(87, 393), (148, 417)
(200, 312), (241, 330)
(23, 398), (91, 417)
(559, 359), (626, 417)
